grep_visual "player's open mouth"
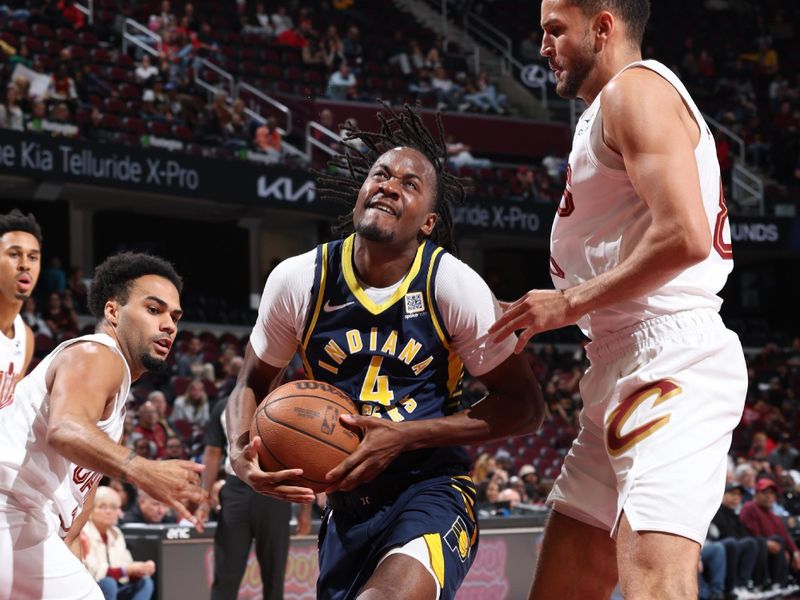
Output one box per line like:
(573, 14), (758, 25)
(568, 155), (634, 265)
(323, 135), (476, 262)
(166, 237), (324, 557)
(16, 275), (32, 291)
(154, 338), (172, 354)
(367, 199), (397, 216)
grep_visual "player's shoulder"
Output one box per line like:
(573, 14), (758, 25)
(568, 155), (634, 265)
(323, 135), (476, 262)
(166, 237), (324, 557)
(265, 249), (317, 286)
(50, 337), (125, 378)
(602, 66), (683, 118)
(434, 252), (494, 298)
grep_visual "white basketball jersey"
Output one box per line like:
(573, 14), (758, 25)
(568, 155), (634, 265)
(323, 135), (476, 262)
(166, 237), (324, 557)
(0, 314), (27, 409)
(0, 333), (130, 535)
(550, 60), (734, 339)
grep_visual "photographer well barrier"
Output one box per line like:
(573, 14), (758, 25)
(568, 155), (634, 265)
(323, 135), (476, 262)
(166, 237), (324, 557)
(122, 517), (545, 599)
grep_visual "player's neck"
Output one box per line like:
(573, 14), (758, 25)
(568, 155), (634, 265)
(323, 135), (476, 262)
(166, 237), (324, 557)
(96, 321), (145, 382)
(352, 235), (420, 288)
(581, 47), (643, 105)
(0, 300), (22, 339)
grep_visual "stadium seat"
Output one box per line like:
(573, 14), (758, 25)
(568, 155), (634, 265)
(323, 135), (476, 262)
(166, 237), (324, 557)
(32, 24), (54, 40)
(55, 28), (76, 43)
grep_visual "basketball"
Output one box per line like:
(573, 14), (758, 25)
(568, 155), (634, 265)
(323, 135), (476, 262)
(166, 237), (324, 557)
(250, 380), (361, 492)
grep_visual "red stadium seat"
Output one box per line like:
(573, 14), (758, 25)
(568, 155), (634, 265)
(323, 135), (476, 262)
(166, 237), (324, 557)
(123, 117), (146, 135)
(32, 23), (54, 40)
(171, 375), (191, 397)
(147, 120), (171, 137)
(55, 28), (76, 43)
(77, 31), (98, 46)
(171, 125), (194, 142)
(8, 21), (30, 36)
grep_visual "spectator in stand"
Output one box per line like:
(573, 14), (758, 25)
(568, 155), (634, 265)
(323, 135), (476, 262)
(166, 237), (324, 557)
(47, 62), (78, 103)
(135, 55), (159, 86)
(162, 436), (186, 460)
(246, 2), (273, 37)
(122, 489), (176, 525)
(519, 464), (545, 503)
(271, 5), (293, 37)
(42, 291), (78, 340)
(740, 478), (800, 591)
(21, 296), (53, 337)
(67, 265), (88, 312)
(0, 86), (24, 131)
(8, 41), (32, 69)
(463, 71), (507, 114)
(698, 539), (727, 600)
(253, 118), (282, 163)
(84, 107), (113, 144)
(326, 63), (356, 101)
(770, 433), (799, 472)
(215, 355), (243, 401)
(497, 486), (522, 511)
(321, 25), (345, 70)
(342, 25), (363, 68)
(513, 166), (544, 202)
(132, 435), (155, 459)
(519, 30), (541, 64)
(171, 378), (210, 427)
(82, 486), (155, 600)
(40, 255), (66, 295)
(748, 431), (775, 461)
(710, 483), (762, 598)
(431, 66), (464, 111)
(58, 0), (85, 30)
(147, 390), (173, 425)
(409, 69), (436, 105)
(408, 39), (426, 72)
(223, 112), (250, 152)
(388, 31), (413, 75)
(134, 400), (169, 458)
(175, 335), (215, 380)
(445, 135), (491, 169)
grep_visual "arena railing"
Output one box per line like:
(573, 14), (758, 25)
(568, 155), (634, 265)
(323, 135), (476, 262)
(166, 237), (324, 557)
(305, 121), (342, 162)
(75, 0), (93, 25)
(121, 17), (161, 58)
(194, 57), (236, 102)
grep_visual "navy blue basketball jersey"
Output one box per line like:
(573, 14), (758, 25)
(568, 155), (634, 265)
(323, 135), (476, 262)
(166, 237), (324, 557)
(300, 234), (471, 478)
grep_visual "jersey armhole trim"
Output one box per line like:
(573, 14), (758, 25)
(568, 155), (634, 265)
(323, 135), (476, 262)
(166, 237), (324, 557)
(300, 243), (329, 378)
(426, 246), (451, 349)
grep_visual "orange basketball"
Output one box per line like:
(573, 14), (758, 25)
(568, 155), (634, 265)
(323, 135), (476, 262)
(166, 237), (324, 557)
(250, 379), (361, 492)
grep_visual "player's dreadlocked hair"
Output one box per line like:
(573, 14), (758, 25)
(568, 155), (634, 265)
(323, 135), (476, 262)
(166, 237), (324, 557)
(315, 103), (467, 255)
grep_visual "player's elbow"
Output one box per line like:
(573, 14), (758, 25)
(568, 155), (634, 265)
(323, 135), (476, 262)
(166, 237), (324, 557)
(673, 225), (711, 267)
(512, 384), (546, 436)
(46, 420), (78, 452)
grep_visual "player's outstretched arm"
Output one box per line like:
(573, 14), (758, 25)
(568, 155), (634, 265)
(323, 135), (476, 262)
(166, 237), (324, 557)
(226, 342), (315, 503)
(45, 341), (207, 526)
(326, 352), (543, 492)
(490, 69), (712, 350)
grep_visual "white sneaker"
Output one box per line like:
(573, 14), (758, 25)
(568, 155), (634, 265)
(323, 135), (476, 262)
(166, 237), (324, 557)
(733, 586), (760, 599)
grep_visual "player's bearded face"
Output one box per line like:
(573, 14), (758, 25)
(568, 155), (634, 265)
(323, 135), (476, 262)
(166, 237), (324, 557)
(554, 28), (596, 99)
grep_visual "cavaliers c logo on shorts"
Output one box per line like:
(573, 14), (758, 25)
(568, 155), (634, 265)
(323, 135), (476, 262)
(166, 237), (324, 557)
(605, 380), (682, 456)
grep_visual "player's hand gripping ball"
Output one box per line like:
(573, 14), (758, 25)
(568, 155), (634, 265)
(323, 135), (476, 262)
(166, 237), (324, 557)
(250, 380), (361, 492)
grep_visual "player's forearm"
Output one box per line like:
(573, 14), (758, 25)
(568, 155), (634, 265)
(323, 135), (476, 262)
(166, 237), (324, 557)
(47, 419), (137, 480)
(564, 221), (710, 318)
(403, 385), (543, 450)
(201, 446), (222, 492)
(225, 383), (258, 453)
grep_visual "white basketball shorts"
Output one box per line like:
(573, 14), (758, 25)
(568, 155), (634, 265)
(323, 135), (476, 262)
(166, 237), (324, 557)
(548, 308), (747, 545)
(0, 503), (103, 600)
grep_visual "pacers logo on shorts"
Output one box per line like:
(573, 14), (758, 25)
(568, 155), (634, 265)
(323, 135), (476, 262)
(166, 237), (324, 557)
(444, 516), (470, 562)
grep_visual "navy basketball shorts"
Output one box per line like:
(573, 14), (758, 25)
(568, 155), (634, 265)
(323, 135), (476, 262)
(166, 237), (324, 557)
(317, 474), (478, 600)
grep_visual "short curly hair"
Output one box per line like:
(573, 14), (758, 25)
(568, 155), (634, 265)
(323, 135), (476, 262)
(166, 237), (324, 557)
(88, 252), (183, 319)
(0, 209), (43, 245)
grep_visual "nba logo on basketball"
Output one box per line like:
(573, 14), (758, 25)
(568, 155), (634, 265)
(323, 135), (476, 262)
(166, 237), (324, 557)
(320, 406), (339, 436)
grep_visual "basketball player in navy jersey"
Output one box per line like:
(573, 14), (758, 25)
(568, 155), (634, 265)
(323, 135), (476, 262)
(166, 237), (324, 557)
(227, 105), (544, 600)
(489, 1), (747, 598)
(0, 209), (42, 395)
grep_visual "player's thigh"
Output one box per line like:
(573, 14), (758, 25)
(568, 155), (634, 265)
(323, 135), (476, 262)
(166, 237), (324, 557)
(358, 549), (438, 600)
(529, 509), (617, 600)
(616, 512), (699, 600)
(14, 528), (101, 600)
(611, 331), (747, 545)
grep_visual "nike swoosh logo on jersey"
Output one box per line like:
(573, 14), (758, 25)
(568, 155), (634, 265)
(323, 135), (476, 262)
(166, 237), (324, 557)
(323, 300), (355, 313)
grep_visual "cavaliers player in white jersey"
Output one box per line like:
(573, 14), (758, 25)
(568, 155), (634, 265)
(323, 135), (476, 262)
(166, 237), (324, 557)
(490, 1), (747, 598)
(0, 209), (42, 399)
(0, 252), (207, 600)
